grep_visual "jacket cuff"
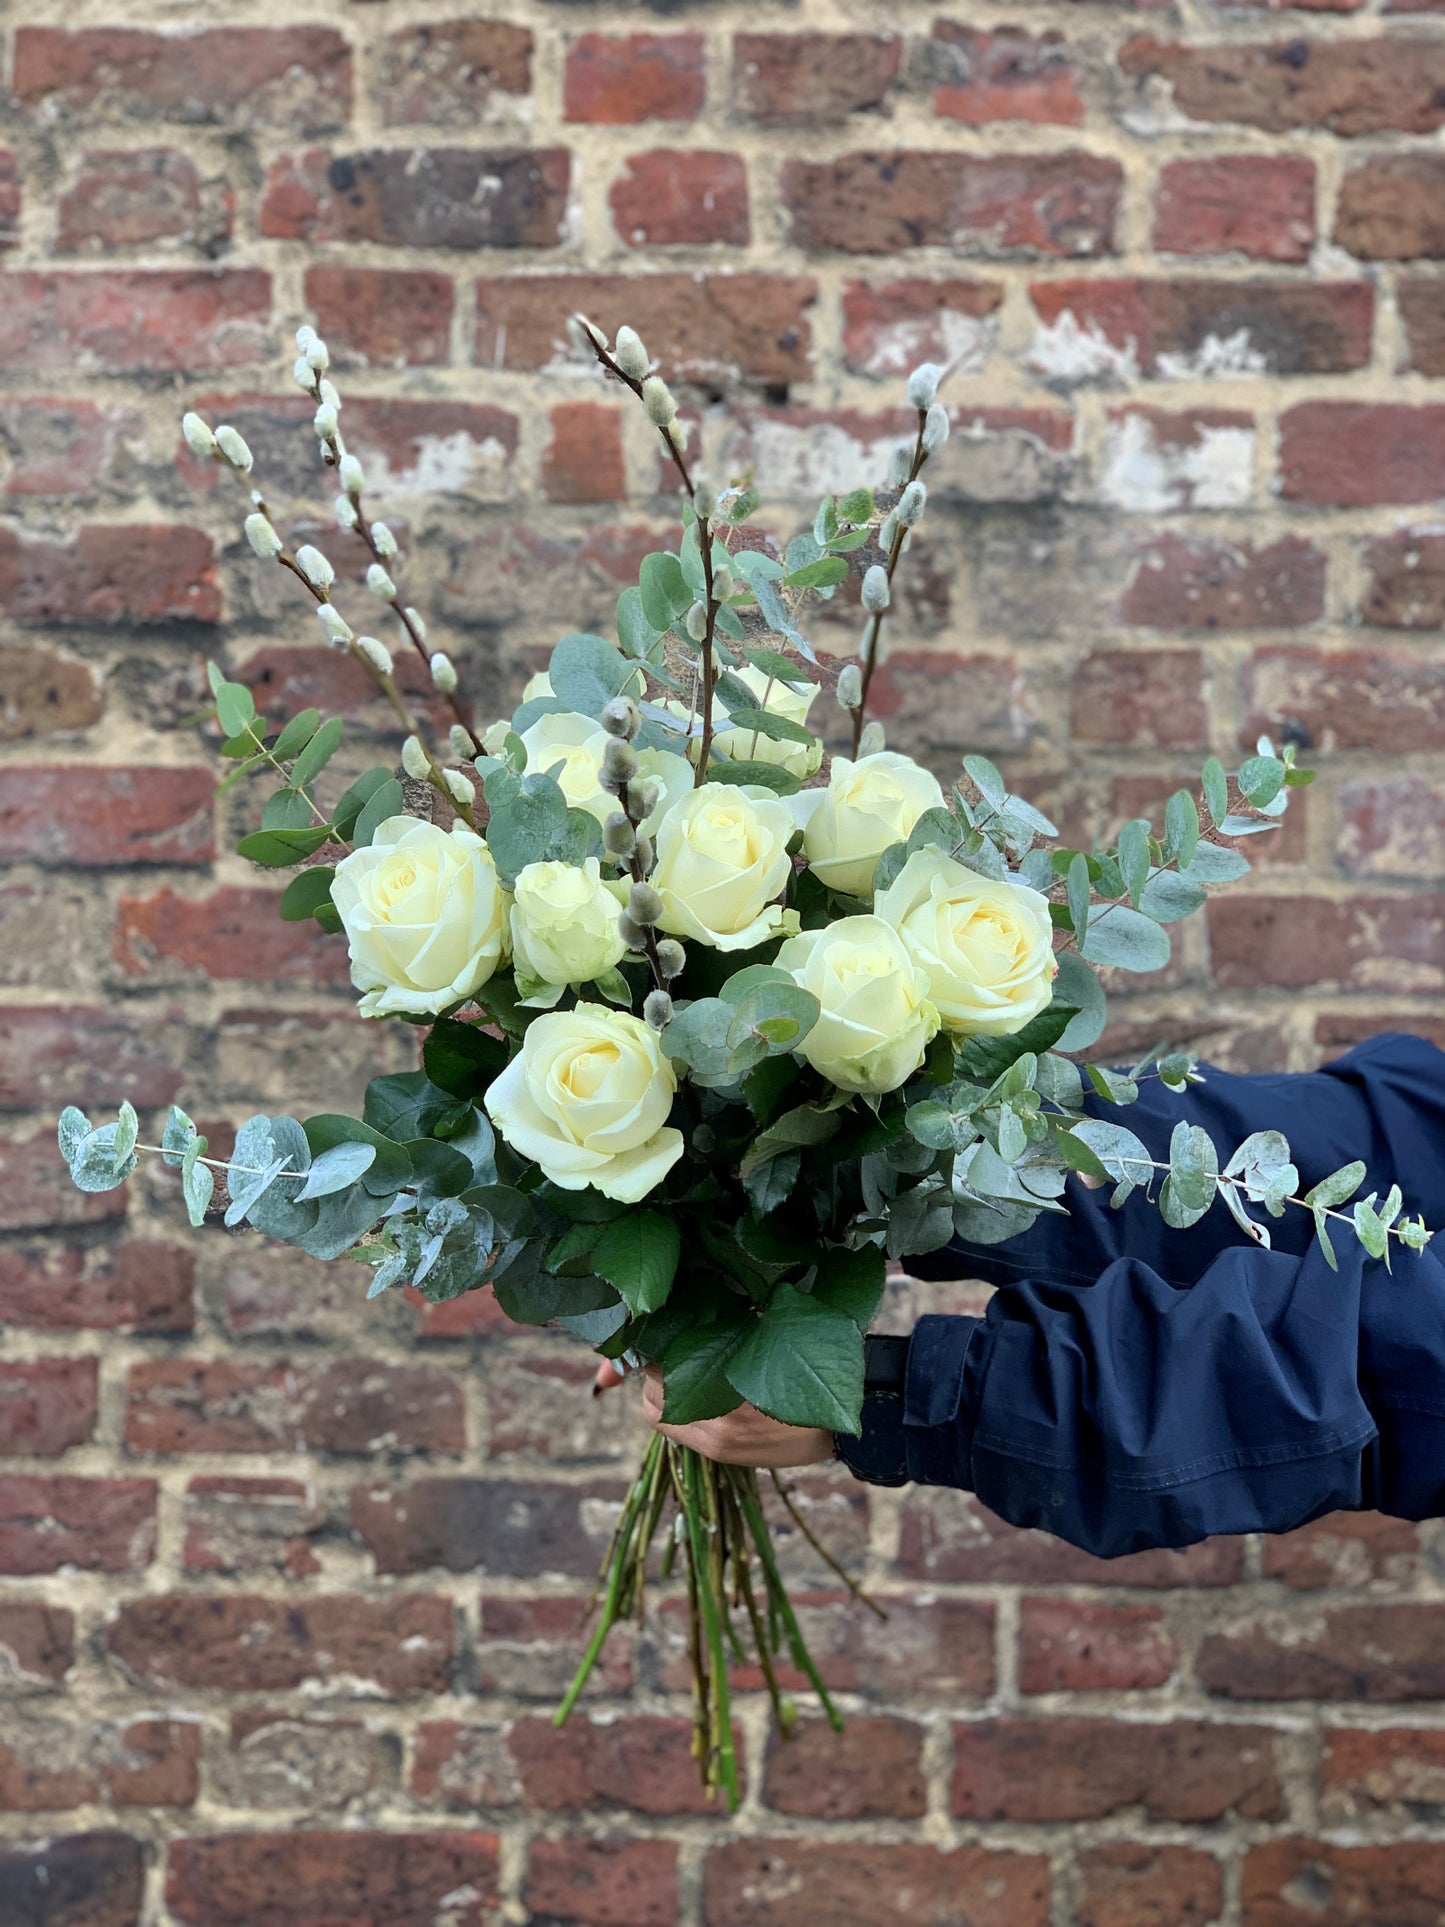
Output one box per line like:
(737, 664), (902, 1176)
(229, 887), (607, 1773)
(835, 1386), (910, 1486)
(903, 1313), (984, 1489)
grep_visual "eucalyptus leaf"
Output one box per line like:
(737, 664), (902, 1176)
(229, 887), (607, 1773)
(290, 716), (345, 790)
(351, 778), (405, 851)
(1081, 904), (1172, 973)
(273, 707), (321, 761)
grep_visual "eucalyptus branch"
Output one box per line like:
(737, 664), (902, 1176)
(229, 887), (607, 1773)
(1098, 1152), (1430, 1252)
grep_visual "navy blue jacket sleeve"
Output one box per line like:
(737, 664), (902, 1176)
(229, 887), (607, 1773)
(838, 1034), (1445, 1555)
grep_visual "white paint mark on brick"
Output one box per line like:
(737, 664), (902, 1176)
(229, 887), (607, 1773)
(1157, 330), (1267, 380)
(1026, 311), (1139, 387)
(862, 312), (996, 379)
(1101, 414), (1255, 513)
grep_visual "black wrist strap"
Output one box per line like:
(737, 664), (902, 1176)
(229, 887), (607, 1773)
(835, 1334), (911, 1487)
(863, 1333), (909, 1398)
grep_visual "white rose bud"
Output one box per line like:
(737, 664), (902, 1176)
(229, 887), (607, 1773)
(567, 313), (605, 355)
(371, 522), (398, 559)
(860, 721), (886, 756)
(655, 938), (686, 981)
(643, 990), (674, 1031)
(450, 724), (475, 759)
(430, 652), (458, 695)
(334, 494), (359, 531)
(181, 412), (218, 459)
(339, 454), (365, 496)
(888, 443), (913, 488)
(405, 606), (427, 641)
(629, 882), (663, 927)
(922, 402), (950, 454)
(603, 812), (637, 858)
(306, 336), (330, 373)
(684, 600), (708, 642)
(296, 325), (317, 355)
(861, 564), (891, 613)
(294, 356), (316, 391)
(837, 663), (864, 709)
(295, 545), (334, 590)
(317, 604), (354, 646)
(613, 325), (650, 380)
(313, 402), (339, 441)
(356, 635), (394, 677)
(896, 480), (927, 528)
(319, 378), (341, 411)
(600, 696), (641, 740)
(367, 564), (397, 603)
(444, 767), (476, 807)
(907, 363), (941, 409)
(244, 513), (282, 561)
(693, 475), (718, 518)
(642, 376), (677, 427)
(601, 738), (639, 789)
(401, 734), (431, 782)
(215, 425), (253, 473)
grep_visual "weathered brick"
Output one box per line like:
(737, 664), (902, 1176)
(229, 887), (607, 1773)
(1242, 1840), (1445, 1925)
(0, 1714), (198, 1812)
(1281, 402), (1445, 504)
(261, 147), (569, 250)
(1019, 1599), (1178, 1692)
(0, 1602), (74, 1691)
(1336, 775), (1445, 880)
(484, 1352), (638, 1461)
(0, 1477), (156, 1575)
(1209, 895), (1445, 992)
(56, 148), (230, 255)
(182, 1476), (322, 1576)
(735, 32), (900, 125)
(566, 33), (704, 124)
(0, 525), (218, 625)
(0, 1128), (127, 1233)
(0, 1832), (144, 1927)
(351, 1477), (621, 1576)
(476, 1594), (635, 1700)
(1119, 34), (1445, 135)
(0, 270), (270, 373)
(126, 1358), (465, 1457)
(0, 151), (18, 250)
(0, 1360), (98, 1459)
(113, 886), (351, 984)
(1100, 407), (1256, 514)
(842, 276), (1002, 377)
(108, 1594), (452, 1694)
(1077, 1844), (1225, 1927)
(1360, 527), (1445, 630)
(1316, 1011), (1445, 1054)
(1071, 647), (1208, 748)
(0, 768), (213, 867)
(541, 402), (627, 506)
(783, 151), (1122, 256)
(0, 1006), (184, 1112)
(0, 644), (103, 741)
(0, 399), (139, 499)
(1154, 155), (1316, 261)
(509, 1714), (730, 1815)
(167, 1831), (499, 1927)
(1200, 1604), (1445, 1699)
(1244, 645), (1445, 752)
(211, 1712), (386, 1811)
(1336, 154), (1445, 259)
(932, 24), (1084, 126)
(899, 1490), (1245, 1586)
(763, 1715), (926, 1819)
(1322, 1726), (1445, 1820)
(704, 1841), (1050, 1927)
(526, 1837), (677, 1927)
(410, 1721), (519, 1808)
(609, 150), (749, 247)
(13, 27), (351, 132)
(1123, 534), (1326, 630)
(1399, 277), (1445, 375)
(380, 20), (533, 126)
(0, 1243), (192, 1333)
(302, 266), (453, 370)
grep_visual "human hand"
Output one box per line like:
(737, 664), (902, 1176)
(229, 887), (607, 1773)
(593, 1360), (836, 1469)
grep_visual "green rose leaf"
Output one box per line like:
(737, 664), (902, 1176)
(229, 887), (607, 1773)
(955, 1003), (1080, 1084)
(423, 1016), (509, 1101)
(591, 1211), (682, 1317)
(811, 1244), (887, 1331)
(660, 1322), (748, 1425)
(726, 1285), (865, 1434)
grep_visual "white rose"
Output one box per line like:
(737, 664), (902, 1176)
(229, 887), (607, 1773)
(522, 670), (554, 701)
(875, 848), (1057, 1037)
(485, 1007), (684, 1202)
(713, 666), (823, 780)
(510, 858), (627, 1004)
(332, 816), (506, 1019)
(652, 783), (798, 952)
(777, 915), (940, 1094)
(519, 712), (611, 823)
(803, 752), (945, 899)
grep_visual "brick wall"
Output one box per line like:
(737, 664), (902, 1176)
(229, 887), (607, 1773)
(1, 2), (1444, 1923)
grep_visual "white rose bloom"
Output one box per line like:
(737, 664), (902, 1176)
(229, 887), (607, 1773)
(652, 784), (798, 953)
(332, 816), (505, 1019)
(632, 746), (693, 838)
(712, 665), (822, 780)
(777, 915), (939, 1095)
(875, 848), (1057, 1038)
(520, 712), (612, 823)
(522, 671), (554, 701)
(803, 752), (945, 900)
(510, 858), (628, 1004)
(485, 1007), (684, 1203)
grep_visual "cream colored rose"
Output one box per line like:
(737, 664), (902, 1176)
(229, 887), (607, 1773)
(485, 1006), (684, 1202)
(713, 666), (823, 780)
(522, 670), (554, 701)
(510, 858), (627, 1004)
(652, 783), (798, 952)
(875, 848), (1056, 1038)
(803, 752), (945, 899)
(777, 915), (939, 1094)
(519, 712), (611, 822)
(332, 815), (506, 1019)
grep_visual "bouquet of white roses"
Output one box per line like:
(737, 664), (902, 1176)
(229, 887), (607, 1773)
(58, 314), (1430, 1806)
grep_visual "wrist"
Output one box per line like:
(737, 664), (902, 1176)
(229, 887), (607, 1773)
(834, 1333), (911, 1486)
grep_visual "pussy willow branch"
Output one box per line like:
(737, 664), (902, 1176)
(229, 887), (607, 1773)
(851, 407), (930, 758)
(695, 513), (720, 788)
(581, 331), (695, 499)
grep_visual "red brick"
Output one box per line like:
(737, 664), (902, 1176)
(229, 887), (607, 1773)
(0, 1007), (184, 1113)
(609, 149), (749, 247)
(476, 1594), (635, 1699)
(182, 1476), (322, 1576)
(167, 1831), (499, 1927)
(214, 1712), (386, 1811)
(527, 1838), (677, 1927)
(0, 1602), (74, 1688)
(784, 150), (1121, 256)
(899, 1490), (1246, 1585)
(763, 1715), (926, 1818)
(566, 32), (704, 124)
(0, 399), (139, 499)
(1019, 1599), (1178, 1692)
(1282, 401), (1445, 505)
(1400, 277), (1445, 375)
(1209, 895), (1445, 993)
(1243, 1840), (1445, 1925)
(303, 266), (453, 370)
(484, 1352), (639, 1462)
(0, 525), (218, 625)
(13, 27), (350, 131)
(0, 269), (270, 373)
(1244, 645), (1445, 753)
(542, 402), (627, 506)
(0, 1361), (97, 1459)
(933, 24), (1084, 126)
(380, 20), (533, 126)
(1119, 34), (1445, 135)
(261, 147), (568, 250)
(955, 1717), (1285, 1823)
(1071, 647), (1208, 748)
(1101, 406), (1256, 514)
(842, 276), (1003, 377)
(1360, 527), (1445, 630)
(109, 1593), (452, 1694)
(1124, 533), (1325, 631)
(1316, 1011), (1445, 1055)
(0, 643), (103, 739)
(0, 151), (18, 250)
(1337, 775), (1445, 881)
(0, 1243), (192, 1333)
(0, 767), (213, 867)
(509, 1714), (731, 1815)
(1323, 1726), (1445, 1820)
(0, 1477), (155, 1574)
(1029, 276), (1371, 377)
(1200, 1603), (1445, 1700)
(704, 1841), (1050, 1927)
(0, 1128), (127, 1233)
(351, 1476), (622, 1577)
(113, 886), (351, 985)
(1078, 1844), (1225, 1927)
(1336, 154), (1445, 259)
(0, 1714), (197, 1811)
(55, 148), (230, 254)
(407, 1282), (510, 1339)
(734, 32), (900, 125)
(474, 271), (815, 385)
(410, 1721), (519, 1808)
(1154, 155), (1316, 262)
(126, 1358), (465, 1457)
(0, 1832), (144, 1927)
